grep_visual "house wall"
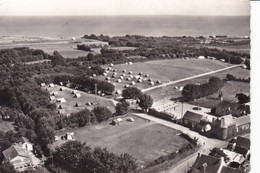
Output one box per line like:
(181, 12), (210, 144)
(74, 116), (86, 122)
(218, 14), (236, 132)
(237, 123), (250, 135)
(10, 156), (32, 172)
(22, 143), (33, 151)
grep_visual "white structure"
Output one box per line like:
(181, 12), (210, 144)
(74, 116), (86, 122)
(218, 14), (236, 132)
(128, 71), (133, 74)
(115, 90), (122, 95)
(122, 69), (127, 73)
(129, 62), (133, 65)
(127, 117), (135, 122)
(117, 79), (122, 83)
(51, 91), (58, 96)
(50, 96), (56, 101)
(130, 81), (136, 85)
(149, 81), (155, 85)
(40, 83), (46, 87)
(197, 56), (205, 59)
(49, 83), (54, 87)
(57, 98), (66, 103)
(92, 74), (97, 77)
(110, 63), (114, 67)
(106, 77), (111, 80)
(74, 93), (81, 98)
(103, 72), (107, 76)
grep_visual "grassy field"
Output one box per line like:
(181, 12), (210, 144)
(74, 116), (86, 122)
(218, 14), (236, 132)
(189, 80), (250, 108)
(53, 114), (189, 167)
(43, 85), (116, 116)
(0, 120), (15, 132)
(99, 59), (231, 92)
(146, 66), (250, 102)
(201, 44), (250, 54)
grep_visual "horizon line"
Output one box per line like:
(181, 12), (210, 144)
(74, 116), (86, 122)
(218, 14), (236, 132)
(0, 14), (250, 17)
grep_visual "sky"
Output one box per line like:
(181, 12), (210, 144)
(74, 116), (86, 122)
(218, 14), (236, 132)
(0, 0), (250, 16)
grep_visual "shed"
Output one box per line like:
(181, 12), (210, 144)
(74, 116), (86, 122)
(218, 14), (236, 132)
(156, 80), (161, 84)
(129, 75), (134, 78)
(40, 83), (46, 87)
(121, 73), (126, 77)
(113, 69), (117, 72)
(92, 74), (97, 77)
(145, 74), (149, 77)
(112, 75), (116, 78)
(86, 102), (92, 106)
(119, 76), (124, 79)
(59, 87), (64, 91)
(138, 72), (142, 75)
(137, 79), (143, 83)
(124, 85), (129, 88)
(129, 62), (133, 65)
(122, 69), (127, 73)
(117, 79), (122, 83)
(126, 77), (131, 81)
(113, 72), (117, 75)
(148, 78), (152, 82)
(110, 63), (114, 67)
(106, 77), (110, 80)
(49, 83), (54, 87)
(197, 56), (205, 59)
(103, 72), (107, 76)
(128, 71), (133, 74)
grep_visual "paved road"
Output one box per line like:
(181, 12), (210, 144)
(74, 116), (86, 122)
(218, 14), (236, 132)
(141, 64), (243, 93)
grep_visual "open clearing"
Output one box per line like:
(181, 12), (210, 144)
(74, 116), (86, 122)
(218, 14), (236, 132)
(99, 59), (231, 92)
(146, 66), (249, 102)
(201, 44), (250, 54)
(53, 114), (188, 167)
(43, 84), (115, 116)
(0, 120), (15, 132)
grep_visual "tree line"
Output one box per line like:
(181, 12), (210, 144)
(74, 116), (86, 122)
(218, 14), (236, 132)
(182, 77), (224, 101)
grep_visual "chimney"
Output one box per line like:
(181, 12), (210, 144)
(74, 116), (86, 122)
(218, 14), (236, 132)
(201, 163), (207, 173)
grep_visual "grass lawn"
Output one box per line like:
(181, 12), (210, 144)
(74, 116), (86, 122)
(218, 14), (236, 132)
(0, 120), (15, 132)
(53, 114), (189, 167)
(99, 59), (231, 92)
(43, 85), (116, 116)
(189, 80), (250, 108)
(147, 66), (250, 102)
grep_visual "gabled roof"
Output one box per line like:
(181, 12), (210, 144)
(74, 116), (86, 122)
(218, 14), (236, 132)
(3, 144), (31, 160)
(18, 137), (32, 145)
(234, 116), (250, 127)
(192, 154), (222, 173)
(236, 136), (250, 150)
(221, 166), (244, 173)
(220, 115), (236, 128)
(183, 111), (204, 123)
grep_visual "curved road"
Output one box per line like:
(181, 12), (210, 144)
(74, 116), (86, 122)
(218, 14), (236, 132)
(142, 64), (243, 93)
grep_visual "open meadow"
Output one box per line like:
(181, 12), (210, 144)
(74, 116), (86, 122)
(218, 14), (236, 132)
(43, 84), (116, 116)
(53, 114), (189, 167)
(98, 59), (231, 93)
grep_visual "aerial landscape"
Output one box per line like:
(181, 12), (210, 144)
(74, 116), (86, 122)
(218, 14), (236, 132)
(0, 0), (252, 173)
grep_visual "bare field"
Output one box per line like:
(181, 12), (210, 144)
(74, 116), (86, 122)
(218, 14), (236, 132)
(43, 85), (115, 116)
(53, 114), (188, 167)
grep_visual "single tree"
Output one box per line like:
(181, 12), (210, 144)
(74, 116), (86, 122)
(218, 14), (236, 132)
(138, 94), (153, 110)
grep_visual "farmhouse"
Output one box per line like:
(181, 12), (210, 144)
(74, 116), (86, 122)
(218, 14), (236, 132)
(182, 111), (210, 132)
(189, 153), (245, 173)
(2, 138), (39, 172)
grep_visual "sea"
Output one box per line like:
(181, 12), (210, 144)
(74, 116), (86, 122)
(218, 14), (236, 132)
(0, 15), (250, 38)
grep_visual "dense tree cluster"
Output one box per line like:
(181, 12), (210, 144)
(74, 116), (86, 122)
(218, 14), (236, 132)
(0, 47), (49, 65)
(236, 93), (250, 104)
(182, 77), (224, 101)
(53, 141), (137, 173)
(77, 44), (92, 51)
(122, 87), (153, 110)
(115, 100), (130, 115)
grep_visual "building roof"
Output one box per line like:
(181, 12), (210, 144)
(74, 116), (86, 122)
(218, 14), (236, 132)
(192, 154), (222, 173)
(220, 115), (236, 128)
(191, 153), (244, 173)
(234, 116), (250, 127)
(18, 137), (32, 145)
(183, 111), (204, 123)
(3, 144), (31, 160)
(236, 136), (250, 150)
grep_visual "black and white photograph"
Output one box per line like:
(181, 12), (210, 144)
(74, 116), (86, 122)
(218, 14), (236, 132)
(0, 0), (256, 173)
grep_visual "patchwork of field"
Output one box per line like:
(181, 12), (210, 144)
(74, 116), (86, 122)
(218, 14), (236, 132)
(53, 114), (188, 167)
(202, 44), (250, 54)
(43, 84), (116, 116)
